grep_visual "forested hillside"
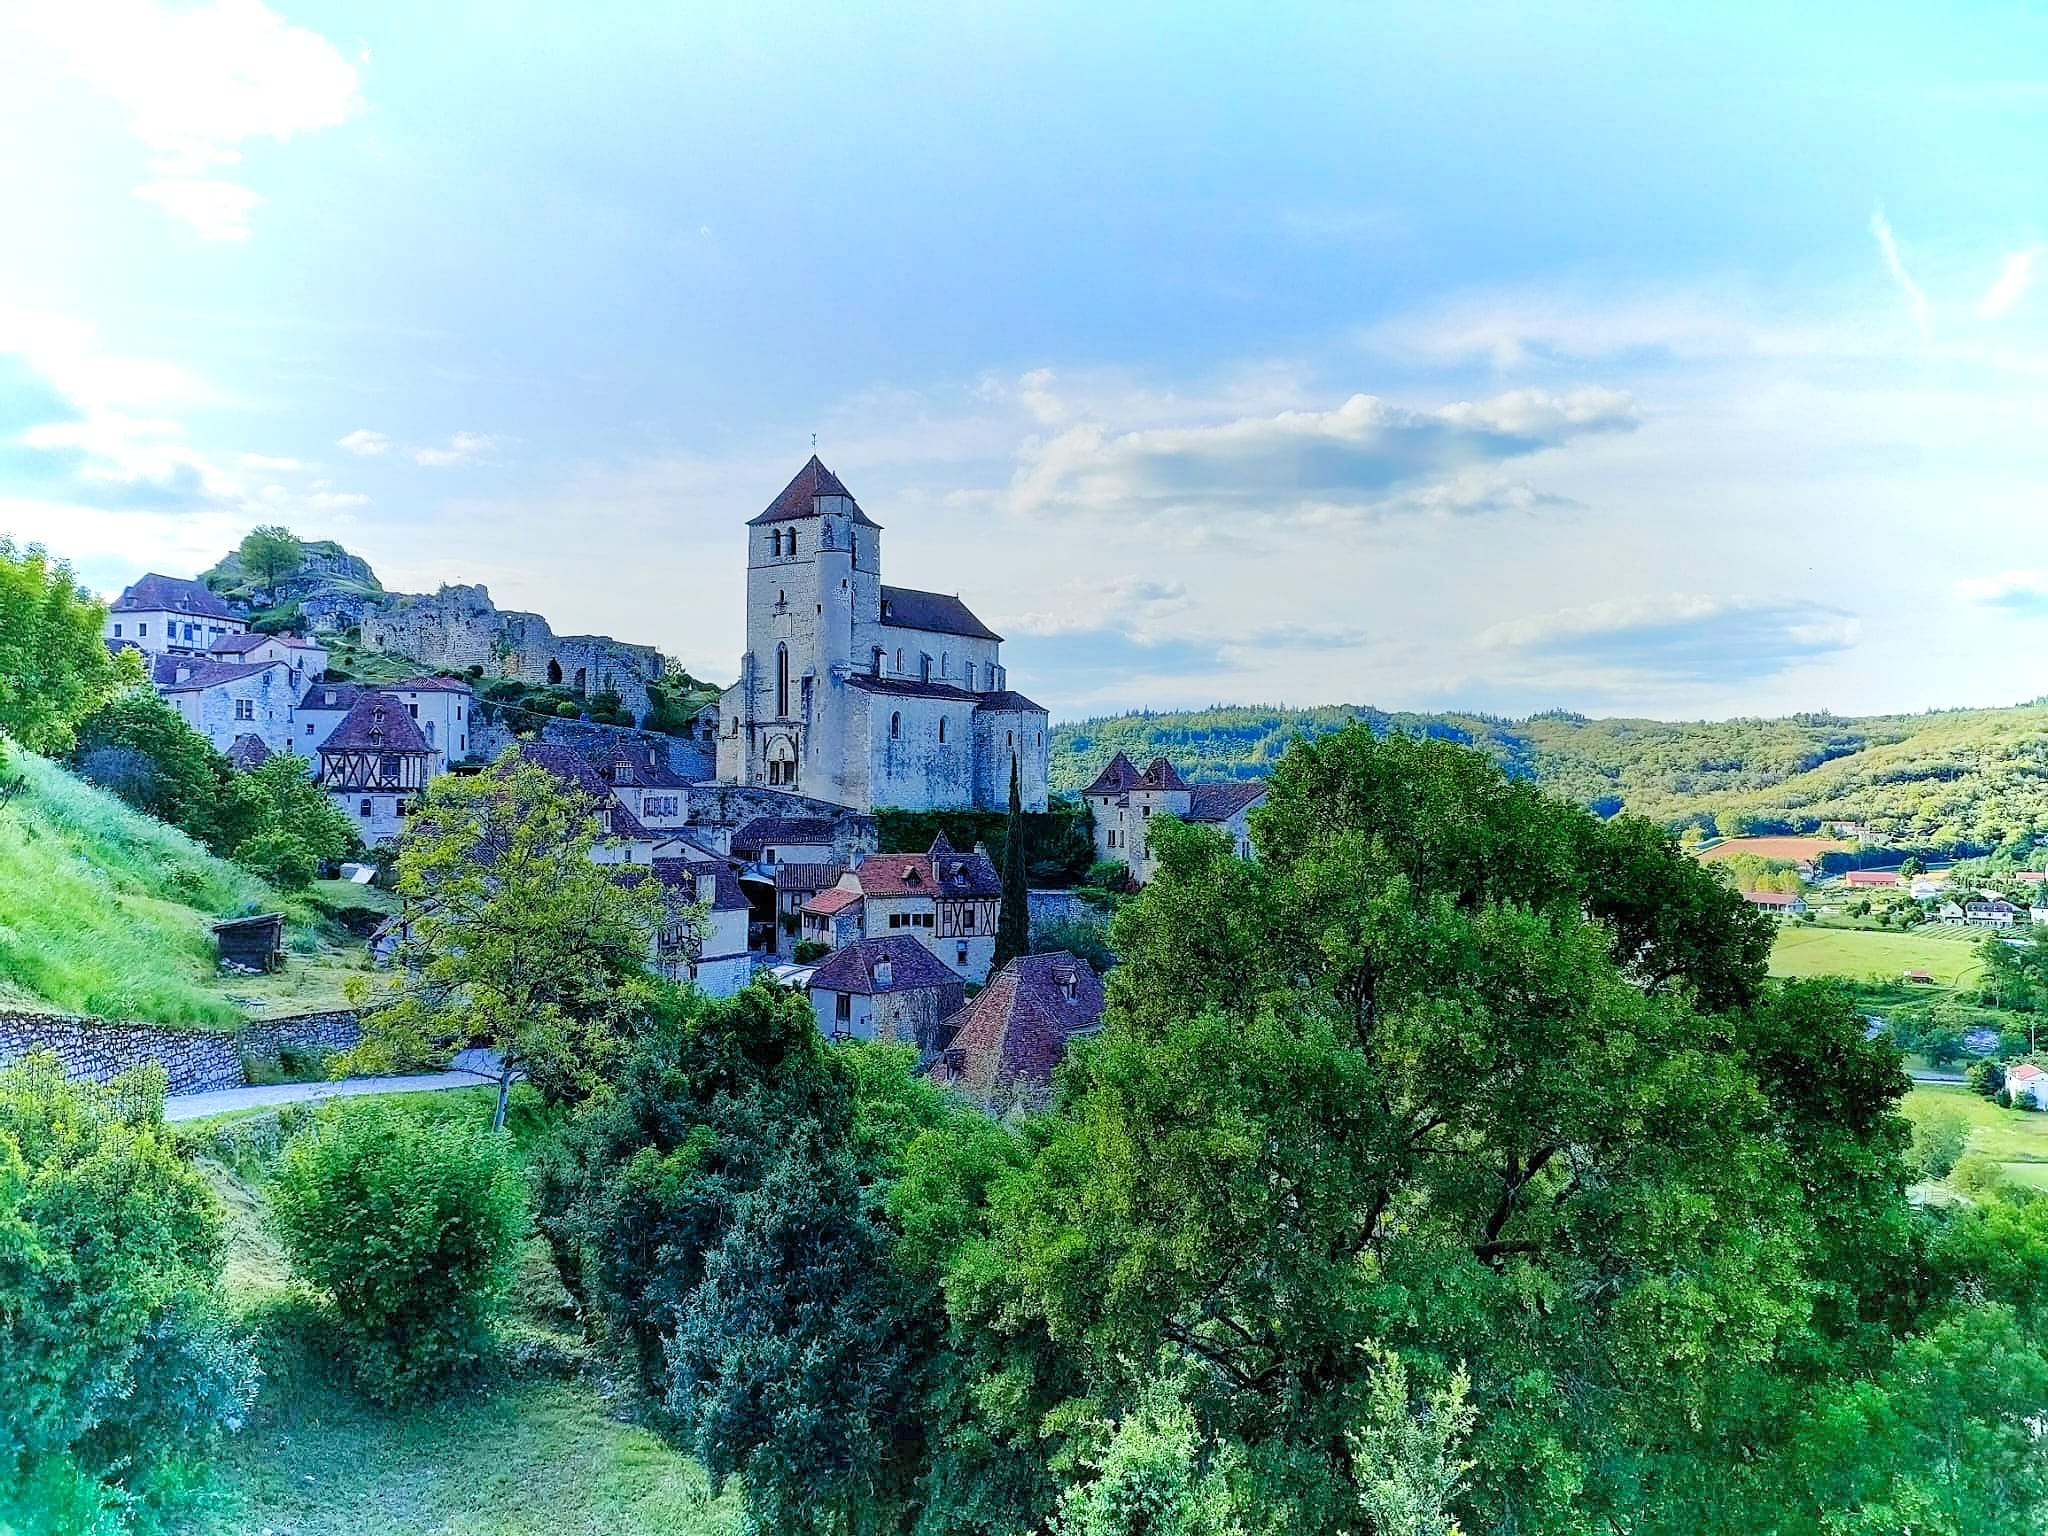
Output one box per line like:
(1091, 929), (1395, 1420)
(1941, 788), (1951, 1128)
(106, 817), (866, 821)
(1052, 699), (2048, 853)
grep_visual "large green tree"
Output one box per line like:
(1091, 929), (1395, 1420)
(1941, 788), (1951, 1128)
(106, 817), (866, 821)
(236, 524), (303, 595)
(68, 687), (245, 853)
(0, 538), (140, 756)
(346, 751), (670, 1128)
(225, 751), (358, 887)
(921, 727), (2017, 1536)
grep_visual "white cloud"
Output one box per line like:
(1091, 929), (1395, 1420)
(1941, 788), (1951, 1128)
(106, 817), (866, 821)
(411, 431), (500, 468)
(132, 178), (262, 243)
(1008, 386), (1633, 525)
(1957, 569), (2048, 614)
(1978, 247), (2044, 321)
(337, 428), (390, 456)
(1000, 575), (1190, 639)
(1479, 595), (1861, 683)
(9, 0), (362, 240)
(1870, 208), (1933, 337)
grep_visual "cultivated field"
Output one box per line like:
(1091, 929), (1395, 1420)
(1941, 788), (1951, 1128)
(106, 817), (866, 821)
(1769, 923), (1989, 987)
(1697, 835), (1855, 864)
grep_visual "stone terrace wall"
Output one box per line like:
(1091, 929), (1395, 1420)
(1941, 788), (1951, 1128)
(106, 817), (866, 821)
(0, 1009), (362, 1095)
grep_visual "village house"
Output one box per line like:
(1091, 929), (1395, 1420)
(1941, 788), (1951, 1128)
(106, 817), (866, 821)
(926, 950), (1106, 1108)
(773, 862), (846, 955)
(1742, 890), (1809, 916)
(731, 816), (842, 867)
(207, 631), (329, 690)
(295, 681), (364, 754)
(2006, 1062), (2048, 1110)
(640, 858), (752, 998)
(151, 654), (302, 758)
(713, 457), (1050, 813)
(387, 677), (475, 773)
(1082, 752), (1268, 885)
(589, 740), (695, 833)
(514, 742), (722, 866)
(103, 573), (247, 656)
(801, 884), (866, 951)
(1842, 870), (1901, 889)
(317, 691), (436, 845)
(806, 936), (965, 1050)
(813, 833), (1003, 982)
(1942, 899), (2019, 928)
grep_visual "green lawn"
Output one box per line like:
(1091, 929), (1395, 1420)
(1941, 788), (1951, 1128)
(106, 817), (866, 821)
(187, 1089), (740, 1535)
(1902, 1083), (2048, 1192)
(1769, 922), (1990, 988)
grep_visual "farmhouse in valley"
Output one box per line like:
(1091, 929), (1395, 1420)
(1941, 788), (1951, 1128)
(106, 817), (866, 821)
(713, 457), (1050, 814)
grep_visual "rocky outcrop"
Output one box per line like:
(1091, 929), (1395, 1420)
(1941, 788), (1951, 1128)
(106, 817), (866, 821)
(0, 1009), (363, 1095)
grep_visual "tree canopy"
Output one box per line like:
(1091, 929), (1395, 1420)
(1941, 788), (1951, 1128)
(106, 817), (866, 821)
(0, 539), (141, 756)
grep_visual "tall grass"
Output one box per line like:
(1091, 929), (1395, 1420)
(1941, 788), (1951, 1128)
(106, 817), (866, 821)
(0, 745), (289, 1026)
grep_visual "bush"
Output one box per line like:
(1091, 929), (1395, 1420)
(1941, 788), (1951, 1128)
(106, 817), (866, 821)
(793, 939), (831, 964)
(1033, 912), (1116, 973)
(555, 700), (581, 718)
(0, 1055), (258, 1529)
(1909, 1107), (1971, 1182)
(1968, 1059), (2005, 1098)
(268, 1102), (528, 1403)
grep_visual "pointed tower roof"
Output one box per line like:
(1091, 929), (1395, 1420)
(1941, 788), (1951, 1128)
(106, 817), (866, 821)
(748, 455), (881, 527)
(928, 830), (957, 857)
(1083, 751), (1141, 796)
(1139, 757), (1190, 791)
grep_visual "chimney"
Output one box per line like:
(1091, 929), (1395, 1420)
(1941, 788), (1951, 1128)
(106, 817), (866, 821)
(873, 956), (893, 989)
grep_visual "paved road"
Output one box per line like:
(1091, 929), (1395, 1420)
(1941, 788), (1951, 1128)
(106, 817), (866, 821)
(164, 1070), (488, 1122)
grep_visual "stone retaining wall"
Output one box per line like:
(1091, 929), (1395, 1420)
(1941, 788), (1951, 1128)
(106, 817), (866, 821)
(0, 1008), (363, 1095)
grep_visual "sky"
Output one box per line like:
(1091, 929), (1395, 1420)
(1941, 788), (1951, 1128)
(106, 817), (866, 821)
(4, 1), (2048, 723)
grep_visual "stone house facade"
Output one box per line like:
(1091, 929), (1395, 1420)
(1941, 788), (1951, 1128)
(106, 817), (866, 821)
(1083, 753), (1268, 885)
(806, 936), (965, 1051)
(714, 457), (1050, 813)
(208, 631), (329, 690)
(317, 691), (435, 844)
(153, 655), (303, 758)
(818, 833), (1003, 983)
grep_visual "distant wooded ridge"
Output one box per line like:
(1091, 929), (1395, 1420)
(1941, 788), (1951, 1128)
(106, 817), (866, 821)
(1050, 700), (2048, 856)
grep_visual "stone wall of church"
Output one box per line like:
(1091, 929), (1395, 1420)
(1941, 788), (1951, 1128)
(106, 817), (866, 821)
(971, 705), (1050, 811)
(685, 783), (876, 861)
(858, 690), (978, 811)
(359, 584), (665, 718)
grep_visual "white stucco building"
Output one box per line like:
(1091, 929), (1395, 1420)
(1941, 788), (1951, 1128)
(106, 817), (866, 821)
(714, 457), (1049, 813)
(151, 654), (303, 759)
(104, 573), (247, 656)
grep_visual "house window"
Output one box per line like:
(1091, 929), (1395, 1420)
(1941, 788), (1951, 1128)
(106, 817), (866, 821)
(408, 702), (418, 717)
(306, 724), (314, 735)
(788, 529), (798, 557)
(765, 849), (777, 865)
(379, 753), (399, 779)
(889, 914), (903, 929)
(962, 907), (975, 931)
(359, 799), (372, 817)
(836, 992), (850, 1022)
(871, 648), (884, 675)
(890, 712), (901, 739)
(234, 698), (254, 721)
(425, 721), (436, 743)
(112, 623), (121, 637)
(938, 717), (947, 744)
(957, 942), (968, 966)
(139, 623), (148, 636)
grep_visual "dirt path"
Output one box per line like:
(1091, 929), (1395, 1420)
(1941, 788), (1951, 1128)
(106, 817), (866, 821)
(163, 1069), (487, 1122)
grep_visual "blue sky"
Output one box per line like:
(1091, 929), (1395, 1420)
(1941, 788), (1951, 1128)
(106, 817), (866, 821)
(5, 2), (2048, 720)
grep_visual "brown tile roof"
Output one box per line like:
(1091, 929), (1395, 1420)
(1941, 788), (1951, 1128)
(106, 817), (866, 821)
(854, 835), (1000, 899)
(939, 951), (1104, 1089)
(974, 689), (1046, 715)
(299, 682), (364, 712)
(732, 817), (842, 853)
(155, 658), (293, 694)
(1135, 756), (1189, 791)
(111, 573), (236, 619)
(1084, 751), (1141, 796)
(803, 886), (863, 917)
(809, 936), (962, 996)
(643, 857), (751, 913)
(209, 631), (289, 655)
(878, 585), (1001, 642)
(590, 740), (691, 788)
(322, 692), (432, 754)
(748, 454), (880, 528)
(774, 862), (846, 894)
(846, 674), (981, 703)
(227, 734), (271, 770)
(514, 741), (655, 841)
(1187, 781), (1266, 823)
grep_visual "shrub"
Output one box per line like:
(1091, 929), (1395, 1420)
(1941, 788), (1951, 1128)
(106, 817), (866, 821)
(793, 939), (831, 964)
(0, 1055), (258, 1529)
(1968, 1059), (2005, 1098)
(555, 700), (581, 718)
(268, 1102), (527, 1402)
(1909, 1107), (1971, 1183)
(1033, 912), (1116, 973)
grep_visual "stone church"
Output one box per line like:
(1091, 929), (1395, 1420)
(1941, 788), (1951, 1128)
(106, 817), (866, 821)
(714, 457), (1049, 813)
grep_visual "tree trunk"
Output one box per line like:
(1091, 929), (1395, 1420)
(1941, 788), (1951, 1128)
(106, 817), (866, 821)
(494, 1065), (512, 1132)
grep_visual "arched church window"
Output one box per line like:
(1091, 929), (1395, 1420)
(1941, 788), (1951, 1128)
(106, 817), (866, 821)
(771, 530), (783, 556)
(938, 717), (948, 744)
(890, 712), (901, 739)
(788, 529), (798, 557)
(776, 644), (790, 717)
(894, 649), (904, 672)
(941, 652), (949, 676)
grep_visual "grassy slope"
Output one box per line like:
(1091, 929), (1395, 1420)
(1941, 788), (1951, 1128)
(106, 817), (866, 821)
(190, 1087), (740, 1535)
(1050, 700), (2048, 848)
(1769, 924), (1990, 988)
(0, 749), (367, 1026)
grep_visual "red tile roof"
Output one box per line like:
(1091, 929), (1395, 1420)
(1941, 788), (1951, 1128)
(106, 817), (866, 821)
(322, 692), (432, 754)
(803, 886), (863, 917)
(854, 835), (1000, 899)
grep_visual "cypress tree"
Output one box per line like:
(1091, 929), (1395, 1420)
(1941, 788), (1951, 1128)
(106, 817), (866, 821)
(995, 753), (1030, 971)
